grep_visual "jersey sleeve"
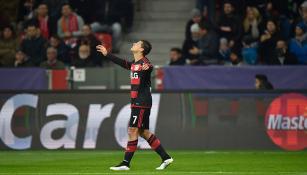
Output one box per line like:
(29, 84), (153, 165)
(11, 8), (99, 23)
(106, 54), (132, 70)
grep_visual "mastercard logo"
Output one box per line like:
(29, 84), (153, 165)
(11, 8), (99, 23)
(265, 93), (307, 151)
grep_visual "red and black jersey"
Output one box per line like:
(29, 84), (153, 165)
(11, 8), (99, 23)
(106, 54), (153, 108)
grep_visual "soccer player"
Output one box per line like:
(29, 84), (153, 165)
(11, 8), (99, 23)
(96, 40), (173, 171)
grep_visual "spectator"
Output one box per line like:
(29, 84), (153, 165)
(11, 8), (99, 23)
(271, 40), (298, 65)
(168, 48), (185, 66)
(200, 6), (214, 32)
(291, 1), (305, 23)
(245, 0), (266, 9)
(107, 0), (134, 32)
(77, 24), (101, 65)
(243, 7), (262, 41)
(20, 22), (47, 66)
(255, 74), (274, 90)
(217, 38), (231, 64)
(289, 23), (307, 64)
(57, 3), (84, 40)
(195, 22), (219, 65)
(123, 0), (135, 31)
(223, 0), (245, 16)
(43, 0), (68, 18)
(14, 50), (34, 67)
(262, 1), (280, 22)
(40, 47), (65, 69)
(196, 0), (209, 14)
(216, 1), (242, 48)
(78, 25), (99, 47)
(0, 25), (18, 67)
(69, 0), (95, 24)
(261, 1), (291, 40)
(42, 0), (68, 35)
(258, 19), (282, 64)
(185, 9), (202, 41)
(92, 0), (107, 26)
(299, 1), (307, 29)
(182, 23), (201, 65)
(0, 12), (10, 30)
(73, 44), (95, 67)
(226, 49), (244, 66)
(48, 35), (70, 64)
(196, 0), (215, 21)
(17, 0), (35, 25)
(34, 3), (51, 39)
(95, 0), (125, 53)
(241, 36), (258, 65)
(269, 0), (291, 17)
(90, 0), (122, 53)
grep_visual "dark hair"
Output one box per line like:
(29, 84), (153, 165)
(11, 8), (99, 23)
(255, 74), (268, 82)
(255, 74), (274, 90)
(25, 19), (39, 29)
(141, 40), (152, 56)
(1, 25), (15, 37)
(266, 18), (279, 28)
(223, 0), (234, 7)
(62, 3), (71, 9)
(50, 34), (61, 40)
(170, 47), (182, 54)
(2, 25), (14, 32)
(231, 45), (242, 55)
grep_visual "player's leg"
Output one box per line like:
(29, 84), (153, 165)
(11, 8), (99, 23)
(110, 108), (141, 171)
(139, 129), (173, 170)
(139, 129), (171, 160)
(123, 127), (139, 165)
(110, 127), (139, 171)
(139, 109), (173, 170)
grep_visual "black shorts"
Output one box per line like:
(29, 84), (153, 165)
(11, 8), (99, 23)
(129, 107), (151, 129)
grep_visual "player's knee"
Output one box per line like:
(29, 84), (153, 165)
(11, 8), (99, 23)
(139, 129), (145, 138)
(141, 130), (152, 139)
(128, 127), (139, 137)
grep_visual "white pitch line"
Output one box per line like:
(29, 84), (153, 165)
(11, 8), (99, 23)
(1, 151), (306, 156)
(0, 172), (306, 175)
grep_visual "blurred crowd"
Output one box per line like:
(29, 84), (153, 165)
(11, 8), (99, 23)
(0, 0), (134, 69)
(169, 0), (307, 66)
(2, 0), (307, 69)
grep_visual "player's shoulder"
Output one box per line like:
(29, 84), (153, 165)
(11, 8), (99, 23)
(141, 57), (152, 65)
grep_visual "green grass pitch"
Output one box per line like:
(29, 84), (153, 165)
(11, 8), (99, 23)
(0, 150), (307, 175)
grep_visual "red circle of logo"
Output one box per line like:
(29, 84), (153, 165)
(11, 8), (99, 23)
(265, 93), (307, 151)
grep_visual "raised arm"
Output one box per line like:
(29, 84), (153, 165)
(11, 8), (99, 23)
(96, 45), (132, 70)
(106, 54), (132, 70)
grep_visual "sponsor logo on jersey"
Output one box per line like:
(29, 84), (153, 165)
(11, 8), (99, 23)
(134, 65), (140, 71)
(131, 72), (139, 79)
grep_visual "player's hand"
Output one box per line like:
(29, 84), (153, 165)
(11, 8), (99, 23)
(96, 45), (108, 56)
(142, 64), (150, 70)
